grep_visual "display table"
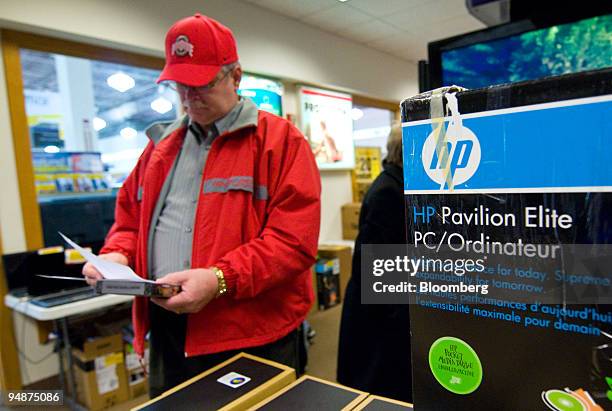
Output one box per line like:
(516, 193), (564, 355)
(249, 375), (368, 410)
(5, 293), (132, 321)
(352, 395), (413, 410)
(132, 353), (295, 411)
(4, 292), (133, 410)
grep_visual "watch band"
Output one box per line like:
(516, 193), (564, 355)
(211, 266), (228, 298)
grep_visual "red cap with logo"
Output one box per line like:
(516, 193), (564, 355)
(157, 13), (238, 86)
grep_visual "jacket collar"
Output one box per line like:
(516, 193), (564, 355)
(383, 160), (404, 185)
(217, 97), (259, 136)
(145, 98), (259, 146)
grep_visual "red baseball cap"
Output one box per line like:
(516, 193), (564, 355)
(157, 13), (238, 86)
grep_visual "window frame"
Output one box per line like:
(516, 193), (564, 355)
(1, 29), (165, 250)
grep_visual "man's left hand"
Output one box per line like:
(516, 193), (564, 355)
(151, 268), (219, 314)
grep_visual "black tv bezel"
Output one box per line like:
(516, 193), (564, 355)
(427, 13), (611, 89)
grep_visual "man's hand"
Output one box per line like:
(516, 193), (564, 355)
(151, 268), (219, 314)
(82, 252), (129, 286)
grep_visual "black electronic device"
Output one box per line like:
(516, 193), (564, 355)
(2, 249), (88, 297)
(30, 287), (97, 308)
(427, 12), (612, 90)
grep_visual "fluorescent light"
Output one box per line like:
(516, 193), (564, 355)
(351, 108), (364, 121)
(43, 145), (60, 153)
(150, 97), (173, 114)
(107, 72), (135, 92)
(338, 0), (350, 2)
(101, 148), (145, 163)
(120, 127), (138, 139)
(93, 117), (107, 131)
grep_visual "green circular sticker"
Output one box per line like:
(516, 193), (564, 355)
(428, 336), (482, 394)
(542, 390), (586, 411)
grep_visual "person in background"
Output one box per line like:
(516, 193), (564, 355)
(83, 13), (321, 396)
(337, 124), (412, 402)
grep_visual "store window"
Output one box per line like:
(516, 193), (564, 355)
(21, 48), (179, 193)
(19, 48), (179, 245)
(352, 104), (394, 157)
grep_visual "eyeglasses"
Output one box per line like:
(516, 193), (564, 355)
(165, 67), (233, 94)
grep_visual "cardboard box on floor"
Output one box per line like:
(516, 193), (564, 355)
(70, 333), (129, 411)
(125, 342), (149, 399)
(341, 203), (361, 240)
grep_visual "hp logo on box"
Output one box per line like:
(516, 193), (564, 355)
(421, 124), (481, 189)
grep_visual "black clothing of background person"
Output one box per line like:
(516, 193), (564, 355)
(337, 160), (412, 403)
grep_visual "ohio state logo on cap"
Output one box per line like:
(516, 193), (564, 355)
(171, 35), (194, 57)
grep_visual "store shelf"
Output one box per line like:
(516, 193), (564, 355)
(37, 191), (117, 204)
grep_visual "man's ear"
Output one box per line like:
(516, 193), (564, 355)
(232, 64), (243, 91)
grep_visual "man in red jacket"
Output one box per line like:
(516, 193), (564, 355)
(83, 13), (321, 396)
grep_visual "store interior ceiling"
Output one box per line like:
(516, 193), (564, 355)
(20, 0), (486, 139)
(241, 0), (486, 62)
(21, 50), (175, 139)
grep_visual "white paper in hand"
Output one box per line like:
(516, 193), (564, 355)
(59, 232), (153, 283)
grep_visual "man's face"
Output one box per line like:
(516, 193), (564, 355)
(177, 64), (242, 127)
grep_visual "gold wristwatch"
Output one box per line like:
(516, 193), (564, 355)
(211, 266), (227, 298)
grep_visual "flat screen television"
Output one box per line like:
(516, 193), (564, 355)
(428, 13), (612, 90)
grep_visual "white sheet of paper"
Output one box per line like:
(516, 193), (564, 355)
(60, 233), (153, 283)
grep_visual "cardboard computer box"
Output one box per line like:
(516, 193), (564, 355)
(352, 395), (413, 410)
(132, 353), (295, 411)
(248, 375), (368, 410)
(125, 341), (149, 399)
(71, 334), (129, 411)
(401, 69), (612, 410)
(341, 203), (361, 240)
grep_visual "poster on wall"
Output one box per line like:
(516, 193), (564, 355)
(298, 86), (354, 170)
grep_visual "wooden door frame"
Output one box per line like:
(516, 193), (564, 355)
(0, 28), (164, 391)
(0, 230), (21, 391)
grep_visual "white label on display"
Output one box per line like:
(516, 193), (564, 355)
(217, 372), (251, 388)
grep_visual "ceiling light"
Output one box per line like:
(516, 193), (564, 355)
(107, 72), (135, 92)
(93, 117), (107, 131)
(43, 145), (60, 154)
(120, 127), (138, 139)
(351, 108), (364, 121)
(150, 97), (173, 114)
